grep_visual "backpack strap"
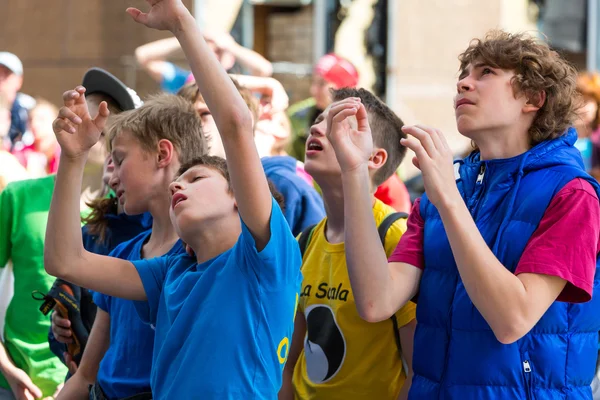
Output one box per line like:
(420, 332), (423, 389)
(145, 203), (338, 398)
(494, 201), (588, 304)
(298, 224), (318, 258)
(377, 212), (408, 244)
(377, 212), (409, 358)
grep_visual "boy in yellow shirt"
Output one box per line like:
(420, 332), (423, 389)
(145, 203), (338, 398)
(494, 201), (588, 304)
(280, 87), (416, 400)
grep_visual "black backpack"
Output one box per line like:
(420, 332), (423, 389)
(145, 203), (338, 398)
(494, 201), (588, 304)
(297, 212), (409, 357)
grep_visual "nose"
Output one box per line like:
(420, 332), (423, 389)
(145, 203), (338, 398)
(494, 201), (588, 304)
(456, 75), (474, 94)
(108, 172), (119, 191)
(169, 181), (184, 196)
(309, 120), (326, 138)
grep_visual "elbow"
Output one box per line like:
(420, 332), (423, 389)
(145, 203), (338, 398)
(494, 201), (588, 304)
(229, 108), (255, 135)
(492, 319), (530, 345)
(44, 252), (61, 277)
(134, 48), (149, 65)
(257, 64), (273, 77)
(357, 303), (394, 323)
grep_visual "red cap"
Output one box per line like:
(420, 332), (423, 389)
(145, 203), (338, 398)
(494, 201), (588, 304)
(314, 54), (359, 89)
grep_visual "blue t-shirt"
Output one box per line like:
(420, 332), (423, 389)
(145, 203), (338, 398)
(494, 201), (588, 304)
(133, 199), (302, 399)
(93, 231), (185, 400)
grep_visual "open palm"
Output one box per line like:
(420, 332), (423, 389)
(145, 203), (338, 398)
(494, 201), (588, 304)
(52, 87), (109, 160)
(326, 99), (374, 173)
(126, 0), (190, 32)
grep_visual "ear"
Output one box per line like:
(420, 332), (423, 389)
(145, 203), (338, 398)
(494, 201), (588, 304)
(156, 139), (175, 168)
(523, 90), (546, 113)
(368, 147), (388, 173)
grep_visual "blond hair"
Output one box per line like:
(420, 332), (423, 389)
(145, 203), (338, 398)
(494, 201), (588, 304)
(107, 93), (207, 164)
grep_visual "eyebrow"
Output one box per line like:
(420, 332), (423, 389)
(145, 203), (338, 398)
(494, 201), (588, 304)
(459, 62), (490, 79)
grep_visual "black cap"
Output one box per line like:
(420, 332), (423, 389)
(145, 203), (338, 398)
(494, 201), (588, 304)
(82, 68), (141, 111)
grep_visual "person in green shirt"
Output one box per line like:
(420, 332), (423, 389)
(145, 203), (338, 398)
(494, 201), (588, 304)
(0, 68), (136, 400)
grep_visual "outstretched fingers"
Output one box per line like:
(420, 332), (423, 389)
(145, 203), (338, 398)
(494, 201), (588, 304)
(93, 101), (110, 132)
(126, 7), (152, 26)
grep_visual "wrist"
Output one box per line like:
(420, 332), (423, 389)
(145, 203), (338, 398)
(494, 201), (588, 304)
(59, 153), (88, 166)
(172, 11), (196, 37)
(437, 188), (465, 217)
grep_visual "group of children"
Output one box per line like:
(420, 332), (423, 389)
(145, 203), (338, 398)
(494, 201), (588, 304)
(0, 0), (598, 399)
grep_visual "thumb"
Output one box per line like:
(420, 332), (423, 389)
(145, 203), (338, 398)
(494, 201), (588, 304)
(126, 7), (148, 25)
(93, 101), (110, 132)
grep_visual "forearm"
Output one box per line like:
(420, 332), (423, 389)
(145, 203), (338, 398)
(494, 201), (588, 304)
(0, 339), (15, 374)
(56, 373), (91, 400)
(135, 37), (181, 64)
(438, 199), (534, 342)
(229, 44), (273, 77)
(229, 74), (274, 94)
(341, 167), (398, 321)
(174, 15), (252, 139)
(45, 155), (88, 278)
(278, 368), (295, 400)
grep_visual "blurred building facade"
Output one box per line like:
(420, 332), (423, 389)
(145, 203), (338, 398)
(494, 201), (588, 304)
(0, 0), (593, 177)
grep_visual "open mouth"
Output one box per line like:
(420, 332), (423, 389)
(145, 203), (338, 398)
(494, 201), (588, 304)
(171, 193), (187, 209)
(306, 139), (324, 152)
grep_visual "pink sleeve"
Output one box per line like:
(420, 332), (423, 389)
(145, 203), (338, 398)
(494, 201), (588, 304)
(515, 178), (600, 303)
(389, 198), (425, 269)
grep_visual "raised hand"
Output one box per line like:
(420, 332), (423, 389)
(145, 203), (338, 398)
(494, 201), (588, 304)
(126, 0), (191, 32)
(400, 125), (460, 209)
(325, 97), (374, 173)
(52, 86), (109, 160)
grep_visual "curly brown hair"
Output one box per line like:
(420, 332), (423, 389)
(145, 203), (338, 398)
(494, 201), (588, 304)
(458, 30), (579, 145)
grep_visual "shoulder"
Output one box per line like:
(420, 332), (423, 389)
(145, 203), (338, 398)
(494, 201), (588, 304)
(108, 230), (151, 259)
(374, 200), (408, 252)
(4, 175), (54, 195)
(555, 177), (598, 199)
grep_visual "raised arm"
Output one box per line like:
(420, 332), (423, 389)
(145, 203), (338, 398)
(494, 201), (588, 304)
(206, 31), (273, 77)
(45, 87), (146, 300)
(135, 36), (183, 83)
(127, 0), (273, 249)
(326, 98), (422, 322)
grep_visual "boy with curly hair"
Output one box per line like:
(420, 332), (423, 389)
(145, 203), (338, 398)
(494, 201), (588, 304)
(330, 30), (600, 399)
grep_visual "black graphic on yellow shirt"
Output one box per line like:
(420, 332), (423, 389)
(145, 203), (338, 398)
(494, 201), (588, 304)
(304, 304), (346, 383)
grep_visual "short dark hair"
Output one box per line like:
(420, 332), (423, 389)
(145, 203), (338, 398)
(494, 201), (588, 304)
(332, 88), (406, 186)
(177, 155), (285, 212)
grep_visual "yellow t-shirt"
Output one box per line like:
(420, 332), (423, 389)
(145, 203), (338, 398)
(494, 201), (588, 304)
(293, 199), (417, 400)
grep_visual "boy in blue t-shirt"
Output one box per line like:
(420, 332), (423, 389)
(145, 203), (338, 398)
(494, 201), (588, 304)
(45, 1), (302, 398)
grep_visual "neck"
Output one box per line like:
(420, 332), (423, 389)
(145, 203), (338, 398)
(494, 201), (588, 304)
(187, 215), (241, 264)
(473, 125), (531, 161)
(144, 198), (179, 258)
(321, 183), (345, 238)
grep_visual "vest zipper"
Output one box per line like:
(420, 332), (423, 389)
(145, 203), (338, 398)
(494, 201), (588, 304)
(476, 163), (486, 184)
(467, 162), (487, 214)
(522, 357), (532, 400)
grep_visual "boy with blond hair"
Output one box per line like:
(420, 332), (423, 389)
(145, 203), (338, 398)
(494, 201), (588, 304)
(54, 93), (206, 400)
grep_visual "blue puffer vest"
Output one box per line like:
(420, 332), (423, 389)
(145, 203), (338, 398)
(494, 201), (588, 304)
(409, 128), (600, 400)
